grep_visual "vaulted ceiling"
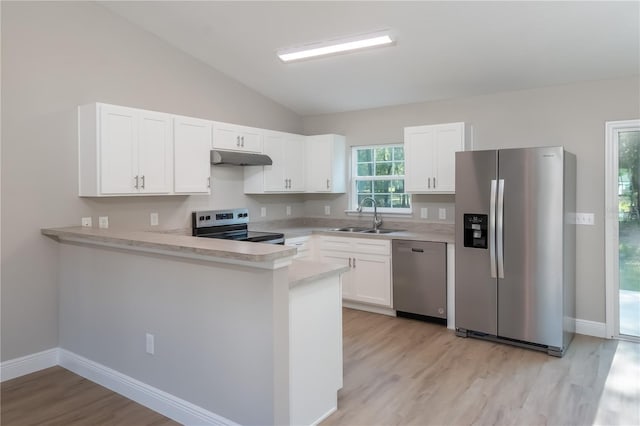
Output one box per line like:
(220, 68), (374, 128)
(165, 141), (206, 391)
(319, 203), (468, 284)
(102, 1), (640, 116)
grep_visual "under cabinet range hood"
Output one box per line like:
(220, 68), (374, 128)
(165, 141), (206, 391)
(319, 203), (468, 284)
(210, 150), (273, 166)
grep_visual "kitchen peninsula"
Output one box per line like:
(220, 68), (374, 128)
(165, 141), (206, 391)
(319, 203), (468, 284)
(41, 227), (347, 426)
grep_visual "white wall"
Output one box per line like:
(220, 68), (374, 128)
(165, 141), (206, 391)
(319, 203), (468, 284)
(302, 77), (640, 324)
(0, 1), (303, 361)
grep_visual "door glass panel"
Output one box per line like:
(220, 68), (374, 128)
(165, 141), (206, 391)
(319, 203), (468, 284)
(618, 130), (640, 337)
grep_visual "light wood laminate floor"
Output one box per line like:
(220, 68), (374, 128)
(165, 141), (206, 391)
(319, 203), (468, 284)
(322, 308), (640, 426)
(1, 308), (638, 425)
(1, 366), (178, 426)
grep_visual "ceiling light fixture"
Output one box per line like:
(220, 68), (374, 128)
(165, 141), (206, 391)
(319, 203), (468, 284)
(277, 30), (394, 63)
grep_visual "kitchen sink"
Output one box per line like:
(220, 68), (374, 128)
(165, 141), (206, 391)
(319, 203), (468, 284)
(332, 226), (371, 232)
(331, 227), (404, 234)
(361, 228), (405, 234)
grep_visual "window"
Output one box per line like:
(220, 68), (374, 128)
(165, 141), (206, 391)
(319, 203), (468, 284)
(351, 144), (411, 213)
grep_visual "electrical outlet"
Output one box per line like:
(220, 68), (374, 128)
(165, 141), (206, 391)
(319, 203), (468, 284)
(98, 216), (109, 229)
(420, 208), (428, 219)
(150, 212), (159, 226)
(261, 207), (267, 217)
(438, 208), (446, 220)
(324, 205), (331, 216)
(286, 206), (292, 216)
(575, 212), (594, 225)
(146, 333), (155, 355)
(81, 217), (92, 227)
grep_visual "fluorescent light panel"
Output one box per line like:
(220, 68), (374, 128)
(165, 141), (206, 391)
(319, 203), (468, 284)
(277, 30), (394, 62)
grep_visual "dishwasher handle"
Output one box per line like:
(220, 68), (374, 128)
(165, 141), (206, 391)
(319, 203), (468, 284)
(411, 248), (424, 253)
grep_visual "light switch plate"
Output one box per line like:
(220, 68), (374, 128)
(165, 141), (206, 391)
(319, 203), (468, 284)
(98, 216), (109, 229)
(438, 208), (446, 220)
(286, 206), (291, 216)
(575, 212), (594, 225)
(150, 212), (159, 226)
(261, 207), (267, 217)
(81, 217), (92, 227)
(420, 208), (428, 219)
(324, 205), (331, 216)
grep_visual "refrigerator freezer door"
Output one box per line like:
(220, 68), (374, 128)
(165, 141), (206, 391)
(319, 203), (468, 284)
(455, 150), (498, 335)
(497, 147), (564, 348)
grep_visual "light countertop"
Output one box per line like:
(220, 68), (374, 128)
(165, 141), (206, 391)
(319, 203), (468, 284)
(41, 226), (297, 265)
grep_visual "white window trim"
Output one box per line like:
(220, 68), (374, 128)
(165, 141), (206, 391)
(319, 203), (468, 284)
(350, 144), (412, 214)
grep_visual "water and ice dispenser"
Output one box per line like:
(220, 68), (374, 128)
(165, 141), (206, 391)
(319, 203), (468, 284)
(463, 214), (488, 249)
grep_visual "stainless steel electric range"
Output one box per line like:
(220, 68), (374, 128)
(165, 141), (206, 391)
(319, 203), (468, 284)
(191, 208), (284, 245)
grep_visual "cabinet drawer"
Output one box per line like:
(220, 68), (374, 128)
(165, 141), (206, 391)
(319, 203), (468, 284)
(353, 239), (390, 255)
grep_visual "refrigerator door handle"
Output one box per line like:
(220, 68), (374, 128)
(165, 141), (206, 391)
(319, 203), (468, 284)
(497, 179), (505, 278)
(489, 179), (497, 278)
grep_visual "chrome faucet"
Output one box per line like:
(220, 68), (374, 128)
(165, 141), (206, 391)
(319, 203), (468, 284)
(357, 197), (383, 230)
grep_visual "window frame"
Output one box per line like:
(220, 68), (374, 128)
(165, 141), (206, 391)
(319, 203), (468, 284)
(350, 144), (412, 214)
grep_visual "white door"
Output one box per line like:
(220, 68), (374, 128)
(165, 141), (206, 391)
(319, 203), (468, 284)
(239, 128), (263, 153)
(286, 135), (306, 191)
(138, 112), (172, 194)
(100, 105), (137, 194)
(433, 123), (462, 192)
(262, 133), (286, 191)
(320, 252), (355, 300)
(353, 254), (391, 307)
(306, 135), (331, 192)
(174, 117), (212, 194)
(606, 119), (640, 341)
(405, 127), (436, 192)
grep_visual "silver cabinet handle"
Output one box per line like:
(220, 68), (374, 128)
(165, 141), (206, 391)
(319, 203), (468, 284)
(433, 177), (436, 188)
(236, 135), (240, 147)
(348, 257), (352, 267)
(134, 175), (139, 189)
(489, 179), (497, 278)
(284, 178), (288, 189)
(207, 176), (211, 188)
(353, 258), (356, 268)
(326, 179), (330, 189)
(141, 175), (145, 189)
(241, 136), (245, 147)
(428, 177), (431, 189)
(497, 179), (505, 279)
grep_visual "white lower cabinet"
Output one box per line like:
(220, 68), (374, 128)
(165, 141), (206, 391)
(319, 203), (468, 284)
(318, 236), (392, 308)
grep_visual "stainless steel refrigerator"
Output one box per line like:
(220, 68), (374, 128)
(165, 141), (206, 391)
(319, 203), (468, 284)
(454, 147), (576, 357)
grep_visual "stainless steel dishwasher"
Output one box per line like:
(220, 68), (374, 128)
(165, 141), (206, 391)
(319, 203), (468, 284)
(392, 240), (447, 322)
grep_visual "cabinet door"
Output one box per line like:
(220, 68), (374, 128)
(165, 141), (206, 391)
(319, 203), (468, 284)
(138, 112), (172, 194)
(404, 127), (436, 193)
(306, 135), (332, 192)
(212, 123), (262, 153)
(212, 125), (241, 151)
(263, 133), (286, 191)
(239, 128), (262, 153)
(99, 105), (137, 194)
(433, 123), (463, 193)
(174, 117), (212, 194)
(285, 134), (306, 191)
(320, 251), (356, 300)
(353, 254), (392, 307)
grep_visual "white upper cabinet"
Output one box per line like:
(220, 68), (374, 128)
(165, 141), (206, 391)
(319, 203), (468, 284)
(404, 122), (469, 193)
(174, 116), (212, 194)
(212, 122), (262, 153)
(79, 103), (173, 196)
(306, 134), (346, 193)
(244, 131), (306, 193)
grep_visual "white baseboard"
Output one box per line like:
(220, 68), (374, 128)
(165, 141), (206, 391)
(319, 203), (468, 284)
(311, 406), (337, 426)
(58, 349), (237, 426)
(576, 319), (607, 338)
(0, 348), (59, 382)
(343, 301), (396, 317)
